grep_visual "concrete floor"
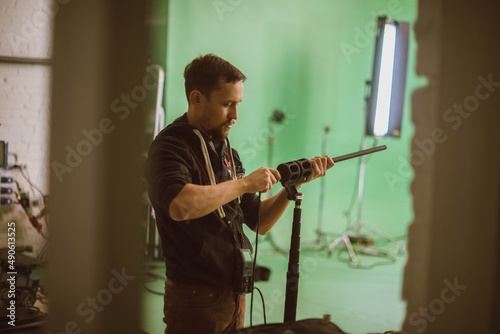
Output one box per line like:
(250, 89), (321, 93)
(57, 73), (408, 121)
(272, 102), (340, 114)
(141, 238), (407, 334)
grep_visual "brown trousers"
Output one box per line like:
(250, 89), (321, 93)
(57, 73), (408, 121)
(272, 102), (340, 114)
(163, 279), (246, 334)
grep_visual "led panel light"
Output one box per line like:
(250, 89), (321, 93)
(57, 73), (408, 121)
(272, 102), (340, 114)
(366, 17), (410, 138)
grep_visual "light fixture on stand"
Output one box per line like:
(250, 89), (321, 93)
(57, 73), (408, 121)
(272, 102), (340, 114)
(259, 109), (288, 254)
(327, 16), (410, 263)
(301, 126), (330, 249)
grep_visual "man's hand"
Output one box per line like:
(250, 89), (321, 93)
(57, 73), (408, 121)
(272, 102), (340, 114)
(243, 167), (281, 193)
(305, 155), (335, 183)
(255, 156), (333, 234)
(243, 156), (334, 194)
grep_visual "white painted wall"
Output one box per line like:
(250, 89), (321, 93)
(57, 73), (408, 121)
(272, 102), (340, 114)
(0, 0), (54, 258)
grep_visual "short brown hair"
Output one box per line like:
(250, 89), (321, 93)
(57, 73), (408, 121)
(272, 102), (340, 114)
(184, 54), (246, 103)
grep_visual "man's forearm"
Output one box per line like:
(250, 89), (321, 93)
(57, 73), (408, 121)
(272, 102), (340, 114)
(169, 180), (247, 221)
(169, 166), (281, 221)
(255, 188), (291, 235)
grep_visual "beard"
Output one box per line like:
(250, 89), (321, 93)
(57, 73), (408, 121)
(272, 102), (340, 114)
(206, 120), (232, 144)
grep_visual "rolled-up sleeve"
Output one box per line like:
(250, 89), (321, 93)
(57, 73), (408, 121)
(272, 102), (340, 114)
(144, 136), (193, 216)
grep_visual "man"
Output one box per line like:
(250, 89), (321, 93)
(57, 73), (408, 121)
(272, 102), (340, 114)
(144, 54), (334, 333)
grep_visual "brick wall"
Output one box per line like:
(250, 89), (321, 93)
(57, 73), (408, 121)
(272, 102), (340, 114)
(0, 0), (54, 259)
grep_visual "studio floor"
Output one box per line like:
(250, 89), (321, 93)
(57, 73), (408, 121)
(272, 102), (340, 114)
(140, 236), (408, 334)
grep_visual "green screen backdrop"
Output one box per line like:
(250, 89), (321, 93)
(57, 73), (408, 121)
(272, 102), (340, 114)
(155, 0), (424, 252)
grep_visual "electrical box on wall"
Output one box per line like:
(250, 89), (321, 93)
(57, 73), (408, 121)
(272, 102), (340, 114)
(0, 141), (7, 168)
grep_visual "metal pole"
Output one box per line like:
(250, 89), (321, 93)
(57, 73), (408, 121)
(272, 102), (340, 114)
(316, 126), (329, 244)
(284, 193), (304, 323)
(356, 137), (367, 225)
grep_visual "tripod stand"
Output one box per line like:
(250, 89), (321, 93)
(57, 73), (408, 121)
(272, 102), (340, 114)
(258, 110), (288, 254)
(327, 136), (405, 262)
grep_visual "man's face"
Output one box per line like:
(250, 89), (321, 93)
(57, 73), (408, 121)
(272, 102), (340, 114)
(198, 80), (243, 144)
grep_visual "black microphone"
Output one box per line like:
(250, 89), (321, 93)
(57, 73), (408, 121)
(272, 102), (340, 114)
(277, 158), (312, 200)
(277, 158), (312, 185)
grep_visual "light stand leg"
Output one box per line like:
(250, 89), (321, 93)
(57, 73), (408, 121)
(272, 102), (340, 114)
(342, 233), (358, 263)
(284, 193), (303, 323)
(358, 223), (406, 254)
